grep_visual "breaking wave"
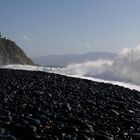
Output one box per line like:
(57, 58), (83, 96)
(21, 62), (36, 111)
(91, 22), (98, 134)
(61, 45), (140, 86)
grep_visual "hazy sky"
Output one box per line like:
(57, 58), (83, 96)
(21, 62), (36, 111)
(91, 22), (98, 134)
(1, 0), (140, 57)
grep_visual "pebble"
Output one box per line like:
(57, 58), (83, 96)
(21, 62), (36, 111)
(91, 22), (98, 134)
(131, 133), (140, 139)
(0, 69), (139, 139)
(0, 135), (17, 140)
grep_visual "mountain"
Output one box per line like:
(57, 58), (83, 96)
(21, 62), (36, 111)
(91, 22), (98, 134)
(0, 37), (33, 65)
(0, 68), (139, 139)
(33, 52), (116, 66)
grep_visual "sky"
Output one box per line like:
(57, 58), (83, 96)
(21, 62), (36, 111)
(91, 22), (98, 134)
(1, 0), (140, 57)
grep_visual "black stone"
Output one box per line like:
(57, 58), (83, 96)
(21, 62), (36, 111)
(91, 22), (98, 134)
(0, 135), (17, 140)
(0, 68), (139, 140)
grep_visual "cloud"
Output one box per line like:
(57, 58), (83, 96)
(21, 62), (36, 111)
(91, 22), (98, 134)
(77, 43), (92, 49)
(84, 43), (92, 49)
(54, 44), (140, 85)
(39, 43), (48, 48)
(23, 35), (31, 41)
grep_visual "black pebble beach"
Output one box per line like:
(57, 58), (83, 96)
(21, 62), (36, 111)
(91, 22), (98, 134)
(0, 69), (140, 140)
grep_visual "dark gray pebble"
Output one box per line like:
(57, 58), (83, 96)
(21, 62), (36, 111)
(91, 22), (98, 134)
(0, 135), (17, 140)
(131, 133), (140, 139)
(0, 69), (139, 140)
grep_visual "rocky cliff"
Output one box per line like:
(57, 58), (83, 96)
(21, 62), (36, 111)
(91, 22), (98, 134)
(0, 38), (33, 65)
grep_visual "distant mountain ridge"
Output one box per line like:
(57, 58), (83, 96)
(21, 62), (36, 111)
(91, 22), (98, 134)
(0, 38), (33, 65)
(33, 52), (116, 66)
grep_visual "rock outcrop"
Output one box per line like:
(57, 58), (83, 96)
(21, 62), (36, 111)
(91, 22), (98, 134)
(0, 38), (33, 65)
